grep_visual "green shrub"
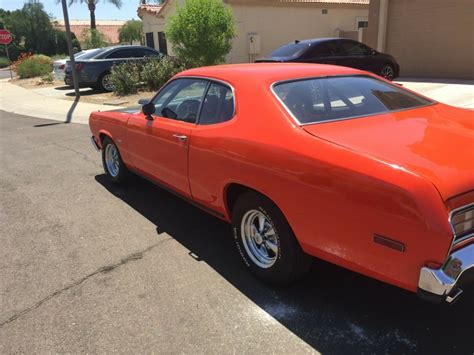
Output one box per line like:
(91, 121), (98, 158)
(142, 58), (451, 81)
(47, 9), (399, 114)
(110, 60), (143, 96)
(110, 57), (187, 96)
(16, 54), (53, 78)
(81, 29), (108, 49)
(166, 0), (235, 67)
(41, 72), (54, 83)
(141, 57), (187, 91)
(0, 57), (10, 69)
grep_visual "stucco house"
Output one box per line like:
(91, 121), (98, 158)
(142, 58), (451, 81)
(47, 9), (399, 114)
(138, 0), (369, 63)
(366, 0), (474, 79)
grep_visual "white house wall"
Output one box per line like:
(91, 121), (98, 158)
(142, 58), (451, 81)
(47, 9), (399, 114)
(141, 1), (368, 63)
(229, 5), (368, 63)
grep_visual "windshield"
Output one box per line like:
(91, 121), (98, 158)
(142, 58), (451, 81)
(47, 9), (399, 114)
(273, 76), (433, 125)
(269, 42), (310, 58)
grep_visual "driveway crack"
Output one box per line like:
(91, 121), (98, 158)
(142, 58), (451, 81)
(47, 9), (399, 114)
(52, 142), (98, 164)
(0, 240), (171, 328)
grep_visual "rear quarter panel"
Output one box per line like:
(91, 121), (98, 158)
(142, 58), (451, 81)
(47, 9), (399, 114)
(188, 77), (452, 293)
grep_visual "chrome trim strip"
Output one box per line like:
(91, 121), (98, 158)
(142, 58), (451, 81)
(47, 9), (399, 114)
(269, 74), (436, 127)
(418, 243), (474, 299)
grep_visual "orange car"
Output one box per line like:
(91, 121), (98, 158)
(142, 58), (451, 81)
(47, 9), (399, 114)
(89, 64), (474, 303)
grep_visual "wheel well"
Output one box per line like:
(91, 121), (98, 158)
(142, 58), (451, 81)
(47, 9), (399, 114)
(225, 183), (264, 215)
(99, 133), (111, 145)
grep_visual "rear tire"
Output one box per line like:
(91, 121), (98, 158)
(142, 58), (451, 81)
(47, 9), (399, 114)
(232, 191), (312, 285)
(380, 64), (395, 81)
(98, 72), (114, 92)
(101, 137), (129, 184)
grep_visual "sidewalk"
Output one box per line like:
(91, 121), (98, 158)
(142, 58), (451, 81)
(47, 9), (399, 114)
(0, 79), (123, 124)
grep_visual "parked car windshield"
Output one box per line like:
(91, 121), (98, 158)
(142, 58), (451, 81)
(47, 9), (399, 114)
(269, 42), (310, 58)
(273, 76), (433, 124)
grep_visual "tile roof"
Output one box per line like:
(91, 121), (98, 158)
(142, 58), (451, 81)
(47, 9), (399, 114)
(137, 4), (166, 18)
(53, 20), (126, 44)
(138, 0), (368, 18)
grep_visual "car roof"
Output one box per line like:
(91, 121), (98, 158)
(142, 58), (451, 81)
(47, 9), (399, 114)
(103, 45), (157, 51)
(177, 63), (364, 86)
(296, 37), (341, 44)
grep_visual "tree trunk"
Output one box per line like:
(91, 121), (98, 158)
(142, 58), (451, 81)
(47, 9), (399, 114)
(88, 1), (96, 29)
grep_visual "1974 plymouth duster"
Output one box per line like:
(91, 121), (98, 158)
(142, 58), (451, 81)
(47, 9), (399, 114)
(89, 63), (473, 303)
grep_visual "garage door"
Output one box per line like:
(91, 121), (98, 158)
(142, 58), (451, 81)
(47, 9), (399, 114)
(386, 0), (474, 79)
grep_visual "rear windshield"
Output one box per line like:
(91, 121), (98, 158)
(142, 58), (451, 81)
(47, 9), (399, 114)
(77, 48), (106, 60)
(273, 76), (433, 125)
(269, 42), (310, 58)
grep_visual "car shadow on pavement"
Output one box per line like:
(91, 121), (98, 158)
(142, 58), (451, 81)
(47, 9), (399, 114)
(95, 173), (473, 355)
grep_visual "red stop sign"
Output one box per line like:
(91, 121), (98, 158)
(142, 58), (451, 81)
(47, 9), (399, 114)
(0, 30), (13, 45)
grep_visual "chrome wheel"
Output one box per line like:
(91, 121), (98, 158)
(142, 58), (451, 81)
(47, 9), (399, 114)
(241, 210), (279, 268)
(381, 65), (394, 80)
(101, 74), (115, 91)
(105, 143), (120, 177)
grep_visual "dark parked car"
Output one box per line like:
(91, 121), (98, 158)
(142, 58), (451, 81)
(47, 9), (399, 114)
(256, 38), (400, 80)
(64, 45), (162, 91)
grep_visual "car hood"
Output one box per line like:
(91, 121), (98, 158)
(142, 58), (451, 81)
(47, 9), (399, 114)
(303, 104), (474, 201)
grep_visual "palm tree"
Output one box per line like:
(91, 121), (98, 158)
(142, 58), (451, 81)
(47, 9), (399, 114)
(68, 0), (123, 29)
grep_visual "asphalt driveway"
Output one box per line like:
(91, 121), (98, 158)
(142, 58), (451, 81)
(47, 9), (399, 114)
(0, 111), (472, 354)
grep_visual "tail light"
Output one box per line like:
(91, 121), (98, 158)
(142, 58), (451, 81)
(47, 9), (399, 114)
(75, 63), (84, 70)
(59, 64), (65, 70)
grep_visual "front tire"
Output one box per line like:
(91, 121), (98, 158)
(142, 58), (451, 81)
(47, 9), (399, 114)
(232, 191), (312, 285)
(101, 137), (128, 184)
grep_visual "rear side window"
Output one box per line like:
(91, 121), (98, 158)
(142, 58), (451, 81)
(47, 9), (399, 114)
(273, 76), (433, 125)
(339, 41), (371, 56)
(78, 48), (106, 59)
(304, 41), (340, 58)
(199, 82), (234, 125)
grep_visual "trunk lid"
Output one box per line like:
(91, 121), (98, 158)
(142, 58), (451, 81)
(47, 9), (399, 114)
(303, 104), (474, 201)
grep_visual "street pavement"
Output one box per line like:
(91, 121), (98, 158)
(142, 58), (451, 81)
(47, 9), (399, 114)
(0, 111), (473, 354)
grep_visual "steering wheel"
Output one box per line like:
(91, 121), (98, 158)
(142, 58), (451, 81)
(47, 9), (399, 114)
(176, 99), (200, 122)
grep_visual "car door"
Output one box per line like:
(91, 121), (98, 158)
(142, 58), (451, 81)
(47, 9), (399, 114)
(127, 78), (209, 197)
(188, 81), (236, 213)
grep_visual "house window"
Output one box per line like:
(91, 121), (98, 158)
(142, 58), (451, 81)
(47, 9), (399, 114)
(322, 9), (328, 15)
(356, 16), (369, 29)
(145, 32), (155, 49)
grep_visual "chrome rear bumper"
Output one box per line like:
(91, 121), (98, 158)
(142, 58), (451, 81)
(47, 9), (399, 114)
(418, 242), (474, 303)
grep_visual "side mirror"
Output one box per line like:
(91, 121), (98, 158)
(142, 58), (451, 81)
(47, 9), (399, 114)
(138, 98), (150, 105)
(142, 102), (155, 120)
(370, 49), (377, 56)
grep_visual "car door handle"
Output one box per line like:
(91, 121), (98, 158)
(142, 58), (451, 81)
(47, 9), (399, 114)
(173, 134), (188, 142)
